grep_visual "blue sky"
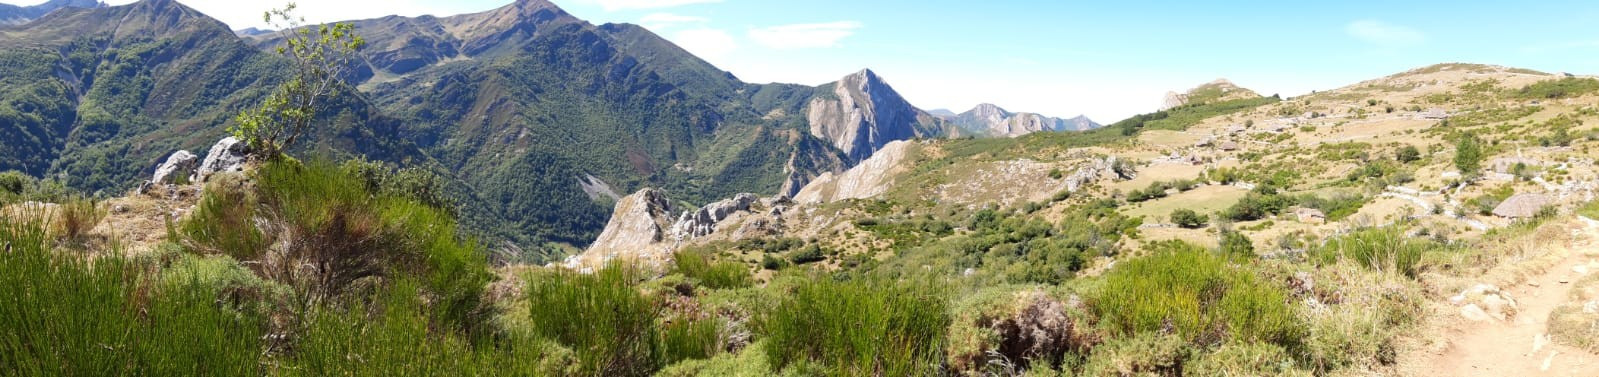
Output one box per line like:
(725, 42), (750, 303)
(18, 0), (1599, 121)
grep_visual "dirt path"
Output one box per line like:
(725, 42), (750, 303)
(1415, 221), (1599, 376)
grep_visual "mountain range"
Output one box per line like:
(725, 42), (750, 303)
(0, 0), (99, 25)
(0, 0), (1106, 258)
(937, 103), (1100, 137)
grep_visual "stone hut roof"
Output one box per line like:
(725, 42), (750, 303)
(1492, 193), (1553, 219)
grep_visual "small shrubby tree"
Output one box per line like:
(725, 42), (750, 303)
(1170, 208), (1207, 229)
(1396, 145), (1421, 163)
(1453, 134), (1485, 177)
(231, 3), (365, 160)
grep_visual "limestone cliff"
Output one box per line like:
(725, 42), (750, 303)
(806, 69), (945, 162)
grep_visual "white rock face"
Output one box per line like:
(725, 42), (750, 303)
(806, 69), (935, 162)
(573, 188), (677, 269)
(1064, 156), (1133, 193)
(196, 137), (251, 182)
(574, 189), (768, 270)
(151, 150), (198, 184)
(794, 140), (914, 204)
(670, 193), (758, 240)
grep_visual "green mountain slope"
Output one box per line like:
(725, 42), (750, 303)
(0, 0), (424, 192)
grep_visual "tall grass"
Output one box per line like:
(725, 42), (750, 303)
(525, 265), (721, 376)
(1312, 227), (1429, 277)
(0, 212), (264, 376)
(53, 195), (105, 241)
(673, 249), (754, 289)
(761, 275), (951, 376)
(1094, 242), (1302, 348)
(290, 280), (560, 376)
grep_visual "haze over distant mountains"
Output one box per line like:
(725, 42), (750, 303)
(933, 104), (1099, 137)
(0, 0), (1106, 257)
(0, 0), (99, 25)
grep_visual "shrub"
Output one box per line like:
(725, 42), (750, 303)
(788, 244), (826, 265)
(1311, 227), (1430, 277)
(53, 195), (105, 241)
(673, 249), (754, 289)
(762, 276), (949, 376)
(293, 279), (567, 375)
(1219, 229), (1255, 258)
(182, 160), (491, 330)
(1170, 209), (1207, 229)
(1222, 189), (1295, 221)
(1093, 242), (1301, 347)
(0, 214), (264, 376)
(525, 265), (662, 376)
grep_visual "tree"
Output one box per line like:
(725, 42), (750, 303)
(1396, 145), (1421, 163)
(231, 3), (365, 160)
(1170, 208), (1207, 229)
(1453, 134), (1485, 176)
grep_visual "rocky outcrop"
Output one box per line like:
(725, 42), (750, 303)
(1064, 156), (1134, 193)
(571, 189), (677, 269)
(151, 150), (198, 184)
(794, 140), (914, 204)
(573, 189), (770, 270)
(670, 194), (758, 240)
(950, 103), (1100, 137)
(806, 69), (943, 162)
(1450, 283), (1518, 322)
(196, 137), (251, 183)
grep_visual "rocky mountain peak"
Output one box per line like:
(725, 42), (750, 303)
(970, 103), (1009, 117)
(807, 69), (942, 162)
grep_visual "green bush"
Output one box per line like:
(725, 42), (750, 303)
(525, 266), (661, 376)
(1171, 208), (1207, 229)
(762, 276), (950, 376)
(1222, 189), (1295, 221)
(1311, 227), (1430, 277)
(0, 214), (264, 376)
(1093, 242), (1301, 347)
(525, 265), (721, 376)
(182, 160), (492, 330)
(291, 279), (567, 376)
(788, 244), (827, 265)
(674, 249), (754, 289)
(1219, 229), (1255, 258)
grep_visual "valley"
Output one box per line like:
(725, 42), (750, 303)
(3, 0), (1599, 376)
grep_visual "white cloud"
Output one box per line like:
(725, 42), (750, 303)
(1345, 20), (1426, 47)
(670, 28), (737, 63)
(584, 0), (723, 12)
(748, 21), (862, 49)
(639, 13), (707, 30)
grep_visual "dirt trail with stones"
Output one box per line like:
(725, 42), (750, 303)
(1412, 219), (1599, 376)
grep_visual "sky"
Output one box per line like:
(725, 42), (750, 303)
(14, 0), (1599, 122)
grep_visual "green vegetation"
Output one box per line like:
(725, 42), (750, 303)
(1106, 96), (1281, 135)
(1312, 227), (1434, 277)
(1511, 77), (1599, 99)
(762, 276), (949, 376)
(1171, 208), (1208, 228)
(232, 4), (367, 159)
(1094, 242), (1301, 346)
(526, 265), (719, 376)
(673, 249), (755, 289)
(1396, 145), (1422, 163)
(1454, 133), (1485, 175)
